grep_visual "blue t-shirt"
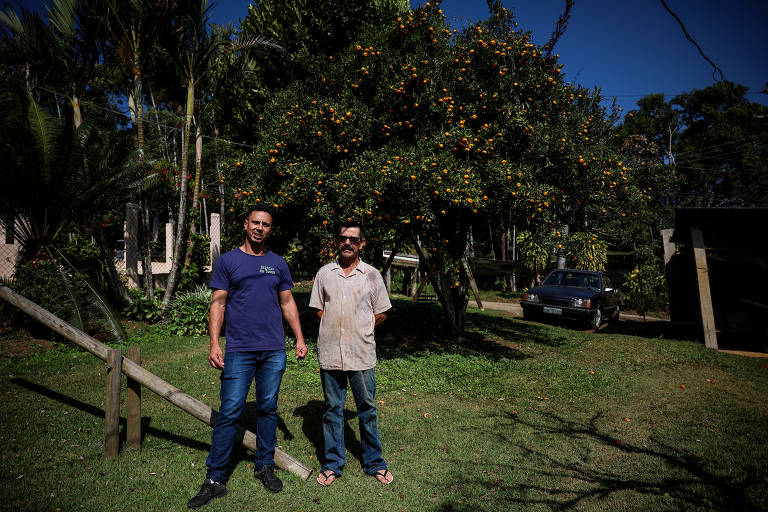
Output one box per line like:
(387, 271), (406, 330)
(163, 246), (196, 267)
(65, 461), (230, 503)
(209, 248), (293, 352)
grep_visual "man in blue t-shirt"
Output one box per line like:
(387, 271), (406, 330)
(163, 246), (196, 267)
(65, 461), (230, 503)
(188, 205), (307, 509)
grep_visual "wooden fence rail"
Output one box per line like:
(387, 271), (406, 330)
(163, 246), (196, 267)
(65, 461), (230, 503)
(0, 285), (312, 480)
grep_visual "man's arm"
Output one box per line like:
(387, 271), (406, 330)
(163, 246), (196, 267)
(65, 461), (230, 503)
(279, 289), (308, 359)
(208, 289), (228, 369)
(374, 313), (386, 328)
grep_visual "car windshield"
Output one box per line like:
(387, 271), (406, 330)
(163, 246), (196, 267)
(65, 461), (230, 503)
(543, 271), (600, 290)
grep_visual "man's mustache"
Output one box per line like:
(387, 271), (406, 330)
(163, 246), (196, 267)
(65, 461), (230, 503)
(341, 244), (354, 251)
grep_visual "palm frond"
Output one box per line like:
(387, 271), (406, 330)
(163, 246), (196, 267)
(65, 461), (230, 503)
(0, 8), (25, 36)
(55, 247), (128, 345)
(231, 35), (286, 55)
(26, 96), (58, 183)
(46, 0), (77, 42)
(79, 274), (128, 345)
(57, 264), (87, 331)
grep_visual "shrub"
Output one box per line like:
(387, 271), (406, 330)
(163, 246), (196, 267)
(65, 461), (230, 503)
(122, 289), (164, 323)
(1, 260), (88, 328)
(622, 264), (667, 315)
(165, 286), (211, 336)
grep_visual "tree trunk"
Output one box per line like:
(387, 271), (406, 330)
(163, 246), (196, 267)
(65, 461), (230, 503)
(185, 122), (204, 264)
(214, 126), (225, 220)
(162, 81), (194, 310)
(150, 89), (169, 162)
(140, 196), (154, 301)
(500, 216), (508, 291)
(413, 236), (467, 337)
(556, 223), (569, 269)
(134, 69), (154, 300)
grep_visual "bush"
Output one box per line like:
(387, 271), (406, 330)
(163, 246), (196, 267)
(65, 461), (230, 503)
(1, 260), (88, 328)
(622, 264), (667, 315)
(122, 289), (164, 323)
(176, 232), (212, 294)
(165, 286), (211, 336)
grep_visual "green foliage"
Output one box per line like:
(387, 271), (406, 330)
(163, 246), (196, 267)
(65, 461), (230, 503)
(164, 286), (211, 336)
(224, 3), (656, 332)
(176, 232), (211, 294)
(1, 257), (127, 344)
(515, 229), (553, 274)
(617, 81), (768, 207)
(621, 264), (667, 315)
(122, 288), (164, 323)
(0, 260), (81, 329)
(566, 232), (607, 271)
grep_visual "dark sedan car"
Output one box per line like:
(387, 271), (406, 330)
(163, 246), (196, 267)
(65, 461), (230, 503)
(520, 269), (620, 329)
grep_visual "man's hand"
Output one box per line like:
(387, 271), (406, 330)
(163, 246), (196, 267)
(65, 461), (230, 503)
(295, 339), (308, 360)
(209, 343), (224, 369)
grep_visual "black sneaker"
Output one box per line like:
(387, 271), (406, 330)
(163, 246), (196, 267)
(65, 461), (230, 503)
(254, 465), (283, 493)
(187, 479), (227, 509)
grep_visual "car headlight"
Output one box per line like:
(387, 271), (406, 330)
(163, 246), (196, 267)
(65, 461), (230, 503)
(525, 292), (539, 303)
(570, 297), (591, 308)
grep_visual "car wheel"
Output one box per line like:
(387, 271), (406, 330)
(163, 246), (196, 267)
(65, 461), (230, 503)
(590, 306), (603, 330)
(523, 308), (534, 321)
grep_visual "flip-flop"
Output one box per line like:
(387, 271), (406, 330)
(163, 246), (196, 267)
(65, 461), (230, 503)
(372, 469), (393, 485)
(316, 469), (338, 487)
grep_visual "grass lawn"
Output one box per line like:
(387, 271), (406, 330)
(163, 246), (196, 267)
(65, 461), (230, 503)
(1, 289), (767, 511)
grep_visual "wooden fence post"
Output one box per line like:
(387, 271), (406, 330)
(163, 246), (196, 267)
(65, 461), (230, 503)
(126, 347), (142, 450)
(105, 348), (122, 458)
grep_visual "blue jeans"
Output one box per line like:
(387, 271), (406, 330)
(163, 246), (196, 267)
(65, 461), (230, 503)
(206, 350), (286, 483)
(320, 368), (387, 476)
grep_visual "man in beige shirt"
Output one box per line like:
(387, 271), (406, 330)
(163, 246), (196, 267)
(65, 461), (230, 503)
(309, 221), (393, 487)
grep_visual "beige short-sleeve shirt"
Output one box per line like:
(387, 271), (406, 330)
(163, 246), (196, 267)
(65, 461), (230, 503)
(309, 259), (392, 371)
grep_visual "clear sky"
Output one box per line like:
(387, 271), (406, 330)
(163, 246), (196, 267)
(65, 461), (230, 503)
(9, 0), (768, 109)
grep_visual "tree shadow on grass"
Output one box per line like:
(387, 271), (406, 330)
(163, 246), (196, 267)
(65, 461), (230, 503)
(295, 290), (570, 360)
(595, 317), (698, 341)
(371, 299), (572, 363)
(467, 409), (767, 511)
(10, 378), (211, 452)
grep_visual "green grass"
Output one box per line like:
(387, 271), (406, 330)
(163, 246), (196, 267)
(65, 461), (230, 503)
(1, 291), (767, 511)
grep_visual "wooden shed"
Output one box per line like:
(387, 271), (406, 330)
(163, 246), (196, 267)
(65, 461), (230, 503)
(664, 207), (768, 350)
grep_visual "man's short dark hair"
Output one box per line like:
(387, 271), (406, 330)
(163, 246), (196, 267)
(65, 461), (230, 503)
(244, 204), (275, 221)
(339, 220), (364, 238)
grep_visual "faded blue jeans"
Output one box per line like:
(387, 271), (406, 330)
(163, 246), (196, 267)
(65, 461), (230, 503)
(320, 368), (387, 477)
(206, 350), (286, 483)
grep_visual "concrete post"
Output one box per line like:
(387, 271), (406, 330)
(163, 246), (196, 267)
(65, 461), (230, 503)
(210, 213), (221, 269)
(124, 203), (139, 289)
(165, 222), (174, 265)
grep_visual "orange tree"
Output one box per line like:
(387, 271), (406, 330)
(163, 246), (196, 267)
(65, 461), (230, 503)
(224, 2), (651, 334)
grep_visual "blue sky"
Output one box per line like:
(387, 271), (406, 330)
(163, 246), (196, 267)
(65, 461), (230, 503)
(210, 0), (768, 109)
(9, 0), (768, 108)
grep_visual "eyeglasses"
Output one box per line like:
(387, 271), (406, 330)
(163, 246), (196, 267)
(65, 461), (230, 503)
(338, 236), (362, 245)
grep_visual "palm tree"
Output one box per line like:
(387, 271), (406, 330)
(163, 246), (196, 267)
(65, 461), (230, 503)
(160, 1), (283, 308)
(0, 82), (149, 323)
(99, 0), (176, 301)
(0, 0), (104, 129)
